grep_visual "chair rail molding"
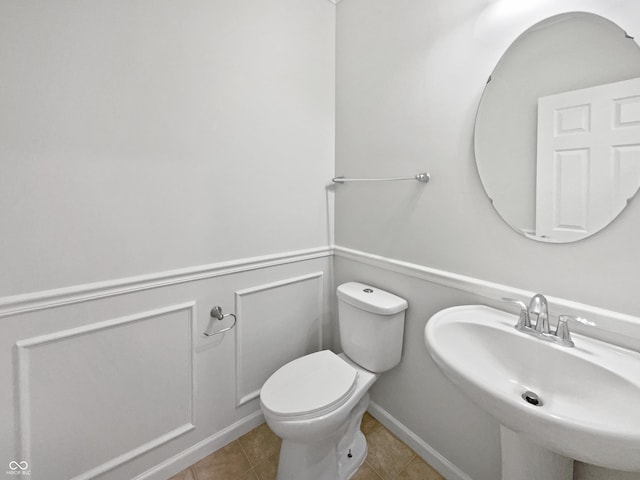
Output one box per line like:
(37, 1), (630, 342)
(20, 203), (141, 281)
(0, 246), (333, 319)
(333, 245), (640, 352)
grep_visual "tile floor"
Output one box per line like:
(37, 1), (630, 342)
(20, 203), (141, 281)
(169, 412), (444, 480)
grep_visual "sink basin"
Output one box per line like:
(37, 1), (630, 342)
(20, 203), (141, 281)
(424, 305), (640, 472)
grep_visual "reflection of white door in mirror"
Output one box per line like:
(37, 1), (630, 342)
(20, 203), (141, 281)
(535, 77), (640, 241)
(474, 12), (640, 243)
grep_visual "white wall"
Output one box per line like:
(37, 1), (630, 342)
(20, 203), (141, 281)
(0, 1), (335, 478)
(0, 0), (335, 297)
(335, 1), (640, 479)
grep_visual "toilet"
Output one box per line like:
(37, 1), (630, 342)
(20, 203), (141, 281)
(259, 282), (408, 480)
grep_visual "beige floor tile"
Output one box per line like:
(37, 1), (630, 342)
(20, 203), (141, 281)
(351, 462), (383, 480)
(238, 423), (282, 467)
(168, 468), (195, 480)
(192, 440), (252, 480)
(364, 426), (415, 480)
(395, 456), (445, 480)
(235, 470), (259, 480)
(182, 415), (427, 480)
(253, 453), (279, 480)
(360, 412), (381, 435)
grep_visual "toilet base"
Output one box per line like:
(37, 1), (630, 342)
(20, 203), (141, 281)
(274, 394), (370, 480)
(338, 393), (369, 480)
(340, 430), (367, 480)
(275, 427), (368, 480)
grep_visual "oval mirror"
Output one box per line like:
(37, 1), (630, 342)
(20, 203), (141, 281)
(475, 12), (640, 243)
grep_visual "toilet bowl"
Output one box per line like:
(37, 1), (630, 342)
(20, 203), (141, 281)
(259, 282), (408, 480)
(261, 351), (376, 480)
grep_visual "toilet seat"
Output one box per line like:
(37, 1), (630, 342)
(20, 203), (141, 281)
(260, 350), (358, 419)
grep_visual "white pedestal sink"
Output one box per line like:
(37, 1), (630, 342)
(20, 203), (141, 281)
(501, 425), (573, 480)
(424, 305), (640, 479)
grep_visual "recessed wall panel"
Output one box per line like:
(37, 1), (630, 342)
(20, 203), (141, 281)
(15, 303), (195, 480)
(235, 273), (323, 406)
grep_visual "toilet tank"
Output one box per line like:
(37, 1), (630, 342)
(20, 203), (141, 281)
(337, 282), (408, 373)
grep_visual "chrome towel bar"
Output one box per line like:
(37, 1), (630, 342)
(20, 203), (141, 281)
(204, 306), (237, 336)
(332, 172), (430, 184)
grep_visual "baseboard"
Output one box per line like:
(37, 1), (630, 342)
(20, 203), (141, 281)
(367, 401), (473, 480)
(134, 410), (265, 480)
(138, 401), (469, 480)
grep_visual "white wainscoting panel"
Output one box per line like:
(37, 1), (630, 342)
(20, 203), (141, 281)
(235, 272), (324, 406)
(14, 303), (196, 480)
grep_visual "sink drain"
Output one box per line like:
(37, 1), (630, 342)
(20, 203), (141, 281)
(522, 391), (543, 406)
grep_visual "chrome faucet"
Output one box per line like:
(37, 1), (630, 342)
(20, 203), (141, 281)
(502, 295), (575, 347)
(529, 294), (550, 334)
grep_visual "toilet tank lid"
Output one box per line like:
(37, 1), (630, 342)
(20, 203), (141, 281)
(337, 282), (408, 315)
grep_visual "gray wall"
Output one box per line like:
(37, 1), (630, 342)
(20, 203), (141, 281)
(335, 1), (640, 479)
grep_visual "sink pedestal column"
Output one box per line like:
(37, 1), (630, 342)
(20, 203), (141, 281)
(500, 426), (573, 480)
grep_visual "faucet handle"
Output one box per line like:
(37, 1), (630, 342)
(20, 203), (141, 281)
(501, 298), (531, 330)
(555, 315), (575, 347)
